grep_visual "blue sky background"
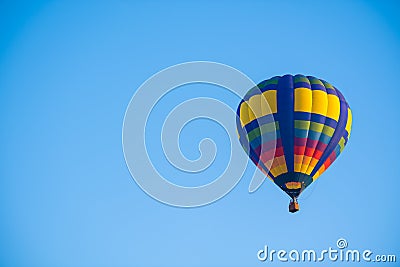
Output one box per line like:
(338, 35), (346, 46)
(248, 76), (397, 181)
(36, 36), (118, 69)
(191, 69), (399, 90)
(1, 1), (400, 266)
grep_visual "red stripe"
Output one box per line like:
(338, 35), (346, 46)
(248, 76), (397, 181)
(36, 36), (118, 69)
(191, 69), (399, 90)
(313, 149), (323, 160)
(260, 146), (284, 162)
(260, 149), (275, 162)
(275, 146), (284, 157)
(323, 151), (338, 169)
(294, 145), (306, 155)
(254, 138), (281, 156)
(305, 147), (315, 157)
(323, 158), (332, 169)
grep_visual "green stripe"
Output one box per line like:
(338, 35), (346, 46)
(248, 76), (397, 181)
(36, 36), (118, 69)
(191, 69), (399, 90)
(322, 125), (335, 137)
(310, 121), (324, 132)
(294, 120), (335, 136)
(294, 76), (310, 84)
(322, 81), (334, 89)
(258, 77), (279, 89)
(247, 122), (279, 142)
(309, 78), (324, 86)
(294, 120), (310, 130)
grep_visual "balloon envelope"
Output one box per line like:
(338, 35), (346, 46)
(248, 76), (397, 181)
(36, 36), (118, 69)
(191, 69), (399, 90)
(236, 74), (352, 198)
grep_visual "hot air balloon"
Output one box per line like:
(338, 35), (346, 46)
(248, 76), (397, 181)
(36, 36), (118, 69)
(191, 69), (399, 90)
(236, 74), (352, 213)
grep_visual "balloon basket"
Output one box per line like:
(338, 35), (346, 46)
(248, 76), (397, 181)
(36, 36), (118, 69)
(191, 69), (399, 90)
(289, 200), (300, 213)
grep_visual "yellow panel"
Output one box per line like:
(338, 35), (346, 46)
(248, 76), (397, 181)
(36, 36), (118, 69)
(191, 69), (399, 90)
(339, 137), (345, 152)
(300, 156), (312, 173)
(305, 158), (319, 175)
(271, 155), (287, 177)
(268, 155), (287, 176)
(260, 157), (287, 181)
(269, 155), (288, 177)
(318, 164), (326, 174)
(294, 163), (303, 172)
(311, 90), (328, 116)
(326, 94), (340, 121)
(249, 94), (263, 118)
(294, 155), (303, 172)
(239, 103), (249, 127)
(269, 166), (280, 177)
(246, 90), (276, 121)
(270, 165), (286, 177)
(261, 90), (277, 114)
(346, 107), (352, 137)
(239, 102), (255, 127)
(294, 88), (312, 112)
(312, 171), (321, 180)
(312, 164), (325, 180)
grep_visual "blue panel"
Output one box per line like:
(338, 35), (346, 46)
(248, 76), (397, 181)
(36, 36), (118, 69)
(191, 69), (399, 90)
(277, 75), (294, 172)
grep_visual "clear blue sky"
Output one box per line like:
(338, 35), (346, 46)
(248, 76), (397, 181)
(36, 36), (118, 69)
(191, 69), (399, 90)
(1, 1), (399, 266)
